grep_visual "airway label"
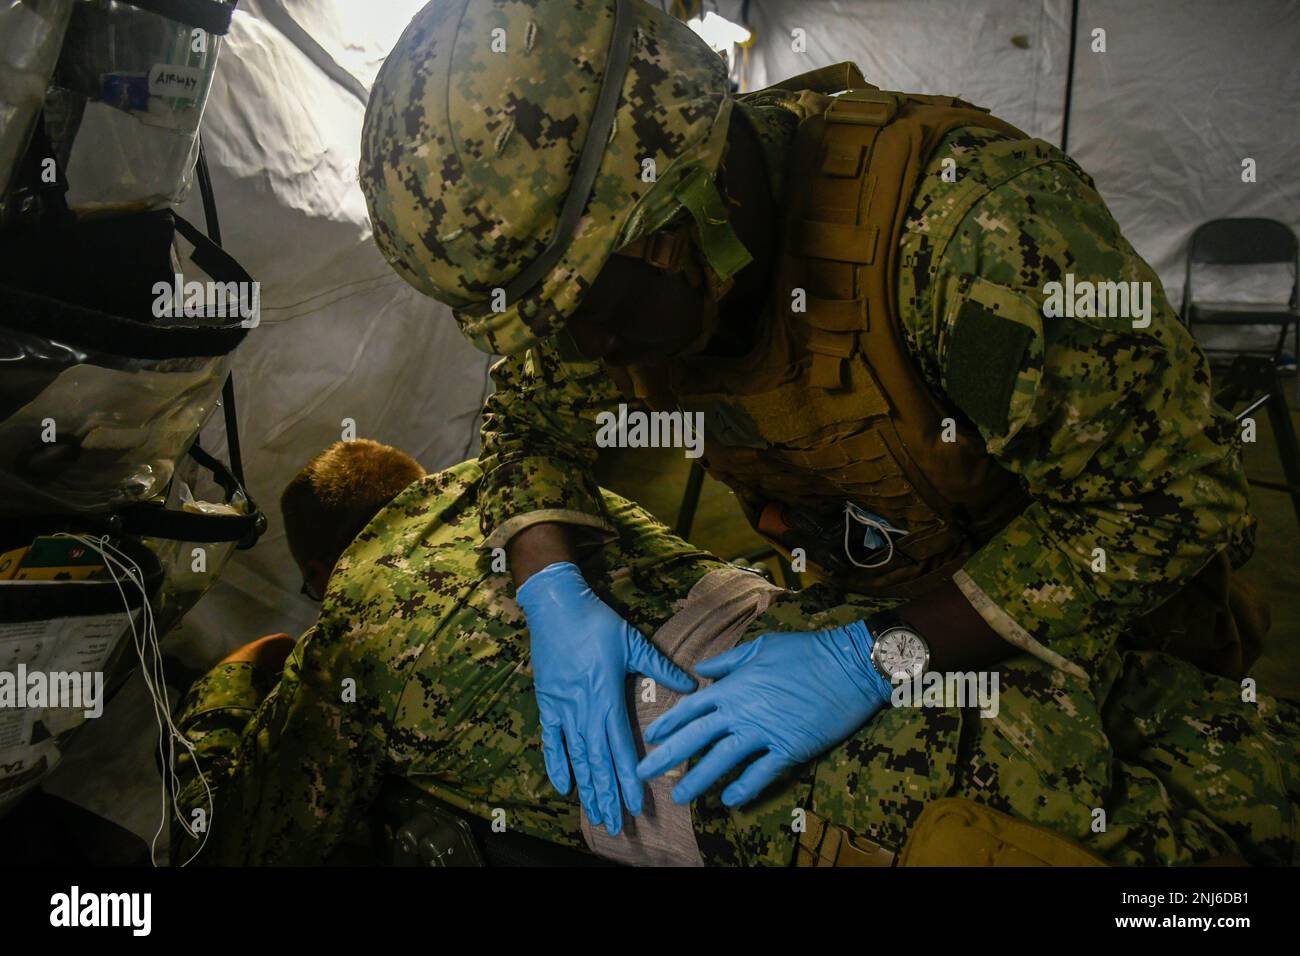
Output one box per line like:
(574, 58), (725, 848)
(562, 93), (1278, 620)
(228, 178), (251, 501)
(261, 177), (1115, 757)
(148, 64), (205, 100)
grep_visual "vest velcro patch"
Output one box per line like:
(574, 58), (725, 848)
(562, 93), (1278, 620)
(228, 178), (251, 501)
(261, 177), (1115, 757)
(945, 300), (1033, 434)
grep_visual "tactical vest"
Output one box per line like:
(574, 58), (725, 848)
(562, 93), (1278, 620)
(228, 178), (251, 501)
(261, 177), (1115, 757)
(614, 76), (1038, 599)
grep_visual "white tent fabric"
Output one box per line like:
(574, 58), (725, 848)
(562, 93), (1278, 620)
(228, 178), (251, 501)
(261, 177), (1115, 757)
(46, 0), (493, 844)
(1067, 0), (1300, 349)
(164, 0), (1300, 669)
(41, 0), (1299, 848)
(745, 0), (1069, 143)
(744, 0), (1300, 341)
(167, 0), (494, 667)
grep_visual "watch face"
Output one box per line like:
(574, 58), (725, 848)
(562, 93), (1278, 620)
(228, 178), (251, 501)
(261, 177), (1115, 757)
(877, 629), (928, 681)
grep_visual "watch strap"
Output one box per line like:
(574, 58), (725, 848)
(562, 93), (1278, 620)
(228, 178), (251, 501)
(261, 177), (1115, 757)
(865, 609), (908, 641)
(865, 610), (929, 684)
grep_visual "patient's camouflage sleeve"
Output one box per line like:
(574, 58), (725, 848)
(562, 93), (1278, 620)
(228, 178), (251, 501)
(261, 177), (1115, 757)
(897, 128), (1255, 676)
(172, 458), (1300, 866)
(171, 623), (388, 864)
(171, 660), (283, 838)
(797, 643), (1300, 867)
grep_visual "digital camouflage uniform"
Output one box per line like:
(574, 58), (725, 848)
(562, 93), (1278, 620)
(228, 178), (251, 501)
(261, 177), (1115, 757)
(170, 458), (1300, 867)
(172, 100), (1300, 866)
(476, 103), (1258, 680)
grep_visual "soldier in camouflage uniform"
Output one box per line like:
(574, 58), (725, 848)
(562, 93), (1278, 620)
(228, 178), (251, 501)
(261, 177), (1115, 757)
(172, 0), (1299, 865)
(171, 453), (1298, 866)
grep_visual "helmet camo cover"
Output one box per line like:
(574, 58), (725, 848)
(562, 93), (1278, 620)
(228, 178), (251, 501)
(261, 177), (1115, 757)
(359, 0), (735, 356)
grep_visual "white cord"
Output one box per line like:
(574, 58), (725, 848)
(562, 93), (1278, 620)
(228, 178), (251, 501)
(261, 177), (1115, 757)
(55, 534), (213, 867)
(843, 503), (905, 570)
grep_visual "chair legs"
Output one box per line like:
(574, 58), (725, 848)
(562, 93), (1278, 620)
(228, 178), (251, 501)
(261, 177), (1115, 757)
(1218, 356), (1300, 527)
(1293, 319), (1299, 402)
(1264, 376), (1300, 525)
(674, 460), (706, 539)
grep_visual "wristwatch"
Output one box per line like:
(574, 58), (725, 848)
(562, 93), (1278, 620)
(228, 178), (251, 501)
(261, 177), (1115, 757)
(865, 611), (931, 683)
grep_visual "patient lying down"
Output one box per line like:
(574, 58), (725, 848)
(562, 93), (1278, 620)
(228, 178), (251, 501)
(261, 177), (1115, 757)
(169, 440), (1298, 867)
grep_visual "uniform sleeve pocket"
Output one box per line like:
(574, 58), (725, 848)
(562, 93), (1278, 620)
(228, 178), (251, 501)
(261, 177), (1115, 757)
(939, 273), (1044, 453)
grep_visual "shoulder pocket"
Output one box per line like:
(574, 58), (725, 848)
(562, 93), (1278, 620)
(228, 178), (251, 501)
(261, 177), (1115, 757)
(940, 274), (1044, 450)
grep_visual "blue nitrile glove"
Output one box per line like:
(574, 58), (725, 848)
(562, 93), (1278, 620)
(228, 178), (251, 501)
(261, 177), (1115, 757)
(636, 620), (893, 808)
(515, 561), (697, 834)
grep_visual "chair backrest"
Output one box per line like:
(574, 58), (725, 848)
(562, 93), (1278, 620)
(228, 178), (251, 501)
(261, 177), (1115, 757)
(1189, 218), (1298, 265)
(1183, 218), (1299, 314)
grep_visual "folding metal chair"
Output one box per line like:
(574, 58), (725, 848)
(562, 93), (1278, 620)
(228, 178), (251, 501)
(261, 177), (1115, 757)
(1182, 217), (1299, 388)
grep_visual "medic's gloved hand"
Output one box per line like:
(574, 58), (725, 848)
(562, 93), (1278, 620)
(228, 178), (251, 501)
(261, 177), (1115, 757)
(636, 620), (893, 808)
(515, 561), (697, 834)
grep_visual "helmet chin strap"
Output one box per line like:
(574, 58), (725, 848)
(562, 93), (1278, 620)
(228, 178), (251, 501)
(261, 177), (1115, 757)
(670, 241), (732, 358)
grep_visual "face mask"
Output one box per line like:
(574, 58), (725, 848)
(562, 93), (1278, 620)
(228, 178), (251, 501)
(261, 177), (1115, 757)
(609, 220), (737, 360)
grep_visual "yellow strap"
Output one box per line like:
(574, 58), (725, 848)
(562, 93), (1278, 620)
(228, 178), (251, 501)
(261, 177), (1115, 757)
(825, 89), (901, 127)
(806, 327), (855, 358)
(804, 296), (866, 332)
(794, 220), (879, 263)
(796, 810), (897, 867)
(898, 798), (1108, 867)
(761, 61), (871, 96)
(809, 352), (844, 390)
(614, 227), (691, 271)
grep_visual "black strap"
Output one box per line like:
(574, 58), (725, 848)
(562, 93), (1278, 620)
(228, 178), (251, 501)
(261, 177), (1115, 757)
(0, 281), (249, 358)
(173, 211), (253, 287)
(113, 438), (264, 545)
(115, 0), (238, 35)
(3, 110), (74, 228)
(188, 440), (242, 502)
(459, 0), (638, 316)
(219, 374), (246, 489)
(115, 502), (260, 544)
(189, 138), (261, 546)
(108, 139), (263, 547)
(193, 135), (251, 497)
(196, 139), (222, 246)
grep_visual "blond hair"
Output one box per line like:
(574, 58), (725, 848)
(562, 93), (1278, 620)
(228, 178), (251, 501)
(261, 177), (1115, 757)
(280, 439), (426, 566)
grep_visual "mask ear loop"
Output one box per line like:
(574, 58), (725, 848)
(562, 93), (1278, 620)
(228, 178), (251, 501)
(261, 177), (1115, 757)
(843, 502), (897, 569)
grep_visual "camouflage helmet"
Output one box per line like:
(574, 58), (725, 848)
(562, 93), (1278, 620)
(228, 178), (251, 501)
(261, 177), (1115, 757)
(359, 0), (746, 356)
